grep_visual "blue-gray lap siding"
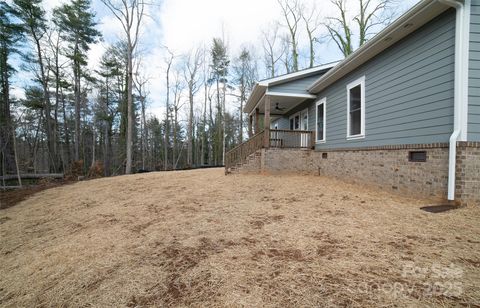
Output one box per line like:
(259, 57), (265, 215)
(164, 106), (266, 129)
(469, 0), (480, 141)
(310, 9), (456, 150)
(268, 75), (321, 95)
(271, 117), (290, 130)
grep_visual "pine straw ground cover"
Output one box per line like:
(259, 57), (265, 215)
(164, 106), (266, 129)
(0, 168), (479, 307)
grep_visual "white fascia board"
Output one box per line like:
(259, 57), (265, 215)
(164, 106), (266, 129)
(244, 84), (266, 114)
(265, 91), (317, 99)
(258, 61), (340, 87)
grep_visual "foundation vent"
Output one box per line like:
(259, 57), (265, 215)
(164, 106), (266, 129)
(408, 151), (427, 162)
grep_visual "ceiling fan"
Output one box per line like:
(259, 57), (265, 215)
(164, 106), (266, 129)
(275, 103), (286, 111)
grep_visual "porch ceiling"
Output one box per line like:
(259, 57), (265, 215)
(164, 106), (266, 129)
(256, 94), (314, 116)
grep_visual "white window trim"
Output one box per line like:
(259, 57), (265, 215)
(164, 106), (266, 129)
(346, 76), (366, 140)
(316, 98), (326, 144)
(289, 108), (309, 131)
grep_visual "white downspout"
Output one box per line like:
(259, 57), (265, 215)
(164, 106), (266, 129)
(438, 0), (470, 201)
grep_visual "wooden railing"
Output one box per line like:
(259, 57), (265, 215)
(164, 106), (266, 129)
(269, 129), (314, 149)
(225, 130), (265, 172)
(225, 129), (314, 173)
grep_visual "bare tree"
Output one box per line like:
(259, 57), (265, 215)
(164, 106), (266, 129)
(261, 23), (284, 78)
(326, 0), (395, 58)
(325, 0), (353, 58)
(134, 60), (149, 170)
(356, 0), (395, 47)
(277, 0), (302, 72)
(280, 34), (293, 74)
(233, 46), (257, 144)
(183, 47), (202, 168)
(201, 46), (211, 166)
(101, 0), (146, 174)
(163, 47), (174, 170)
(171, 70), (184, 169)
(301, 3), (322, 68)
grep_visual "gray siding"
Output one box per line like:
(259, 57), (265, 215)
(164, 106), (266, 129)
(311, 9), (456, 150)
(271, 117), (290, 130)
(268, 75), (320, 95)
(469, 0), (480, 141)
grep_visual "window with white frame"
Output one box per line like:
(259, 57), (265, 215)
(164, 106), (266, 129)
(346, 76), (365, 139)
(316, 98), (326, 143)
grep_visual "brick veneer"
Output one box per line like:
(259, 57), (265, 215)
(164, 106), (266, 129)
(456, 143), (480, 205)
(237, 142), (480, 205)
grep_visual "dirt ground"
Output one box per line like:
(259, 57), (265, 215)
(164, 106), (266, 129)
(1, 168), (479, 307)
(0, 180), (68, 210)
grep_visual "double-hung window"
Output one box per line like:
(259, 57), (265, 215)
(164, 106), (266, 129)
(346, 76), (365, 139)
(316, 98), (326, 143)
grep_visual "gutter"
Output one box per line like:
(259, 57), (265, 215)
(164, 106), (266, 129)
(438, 0), (470, 201)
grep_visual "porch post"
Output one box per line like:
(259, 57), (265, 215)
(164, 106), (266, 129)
(248, 114), (253, 138)
(255, 108), (260, 134)
(264, 95), (271, 148)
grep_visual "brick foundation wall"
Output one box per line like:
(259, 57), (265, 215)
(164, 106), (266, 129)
(262, 148), (313, 174)
(456, 142), (480, 205)
(244, 143), (480, 205)
(309, 147), (449, 200)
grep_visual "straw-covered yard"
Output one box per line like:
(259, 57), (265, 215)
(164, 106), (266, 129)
(1, 168), (479, 307)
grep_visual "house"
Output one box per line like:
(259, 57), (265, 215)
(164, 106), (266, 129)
(225, 0), (480, 206)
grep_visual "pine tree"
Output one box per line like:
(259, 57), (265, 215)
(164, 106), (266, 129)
(209, 38), (229, 165)
(53, 0), (101, 162)
(233, 47), (257, 144)
(12, 0), (61, 171)
(0, 2), (24, 175)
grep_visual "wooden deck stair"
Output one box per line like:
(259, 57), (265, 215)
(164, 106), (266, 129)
(225, 129), (315, 174)
(225, 130), (265, 174)
(227, 150), (262, 174)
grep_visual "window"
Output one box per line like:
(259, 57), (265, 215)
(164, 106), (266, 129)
(289, 115), (300, 130)
(346, 76), (365, 139)
(301, 110), (308, 131)
(316, 98), (326, 143)
(409, 151), (427, 162)
(289, 110), (307, 131)
(294, 115), (300, 130)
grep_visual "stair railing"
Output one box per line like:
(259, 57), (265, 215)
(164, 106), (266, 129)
(225, 130), (265, 173)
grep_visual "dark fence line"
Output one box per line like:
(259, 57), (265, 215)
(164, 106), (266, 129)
(137, 165), (224, 173)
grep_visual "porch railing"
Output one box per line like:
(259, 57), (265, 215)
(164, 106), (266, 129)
(225, 130), (265, 172)
(269, 129), (314, 149)
(225, 129), (315, 173)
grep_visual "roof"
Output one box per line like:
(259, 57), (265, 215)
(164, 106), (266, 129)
(307, 0), (455, 93)
(243, 61), (340, 113)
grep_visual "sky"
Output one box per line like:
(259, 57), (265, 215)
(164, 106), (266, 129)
(11, 0), (420, 120)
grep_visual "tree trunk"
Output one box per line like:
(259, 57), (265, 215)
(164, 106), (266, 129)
(201, 84), (207, 166)
(0, 51), (15, 174)
(74, 45), (81, 162)
(187, 89), (193, 167)
(141, 96), (147, 170)
(61, 88), (71, 166)
(208, 96), (213, 166)
(33, 35), (55, 172)
(125, 37), (134, 174)
(173, 106), (178, 170)
(164, 61), (171, 171)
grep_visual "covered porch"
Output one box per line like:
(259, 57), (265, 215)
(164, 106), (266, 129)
(225, 92), (316, 173)
(246, 91), (316, 150)
(225, 64), (336, 173)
